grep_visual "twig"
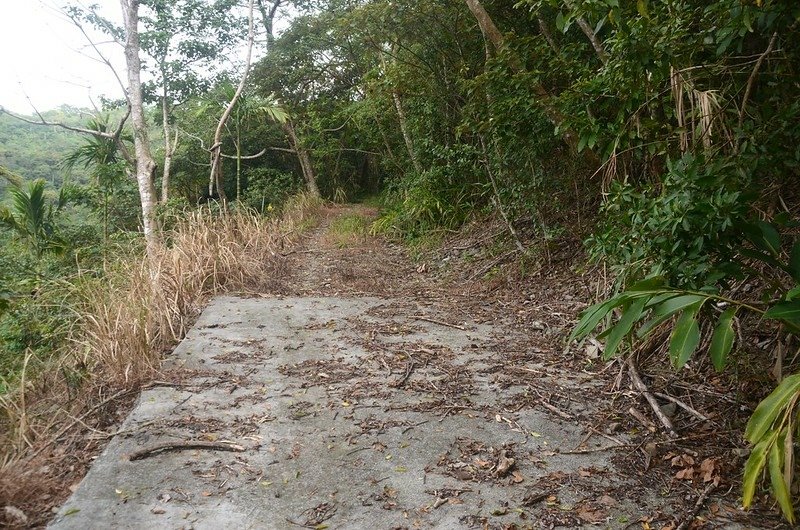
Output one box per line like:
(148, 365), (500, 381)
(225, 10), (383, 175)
(675, 483), (717, 530)
(561, 444), (628, 455)
(391, 360), (416, 388)
(128, 440), (246, 461)
(627, 357), (678, 438)
(27, 389), (130, 461)
(412, 316), (466, 331)
(738, 31), (779, 128)
(538, 399), (573, 420)
(285, 518), (316, 529)
(653, 392), (711, 422)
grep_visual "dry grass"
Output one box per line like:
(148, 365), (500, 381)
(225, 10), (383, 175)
(0, 193), (321, 526)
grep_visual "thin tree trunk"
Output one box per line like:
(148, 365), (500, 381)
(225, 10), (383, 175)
(121, 0), (160, 254)
(463, 0), (596, 163)
(283, 120), (320, 197)
(563, 1), (608, 64)
(209, 0), (255, 206)
(379, 50), (423, 174)
(256, 0), (282, 50)
(160, 83), (175, 202)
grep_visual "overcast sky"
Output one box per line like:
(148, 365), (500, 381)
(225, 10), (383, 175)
(0, 1), (126, 114)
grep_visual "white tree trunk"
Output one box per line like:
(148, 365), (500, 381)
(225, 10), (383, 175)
(209, 0), (255, 206)
(121, 0), (160, 253)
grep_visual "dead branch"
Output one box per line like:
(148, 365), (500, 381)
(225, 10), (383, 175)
(27, 389), (131, 462)
(738, 31), (778, 129)
(128, 440), (246, 461)
(653, 392), (712, 423)
(675, 483), (717, 530)
(412, 316), (466, 331)
(627, 356), (678, 438)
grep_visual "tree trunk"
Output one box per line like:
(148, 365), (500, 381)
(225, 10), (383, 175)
(256, 0), (282, 50)
(380, 50), (423, 174)
(160, 84), (176, 202)
(120, 0), (160, 254)
(463, 0), (596, 163)
(283, 120), (320, 197)
(209, 0), (255, 207)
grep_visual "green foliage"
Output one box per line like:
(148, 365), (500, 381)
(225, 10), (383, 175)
(0, 179), (65, 258)
(588, 153), (751, 288)
(240, 168), (300, 212)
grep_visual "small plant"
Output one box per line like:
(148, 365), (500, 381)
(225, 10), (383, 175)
(571, 222), (800, 522)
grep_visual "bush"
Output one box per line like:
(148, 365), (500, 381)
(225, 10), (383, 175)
(241, 167), (300, 213)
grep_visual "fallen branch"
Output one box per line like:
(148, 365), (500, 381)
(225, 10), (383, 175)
(128, 440), (246, 461)
(538, 399), (573, 420)
(561, 444), (628, 455)
(653, 392), (711, 423)
(27, 389), (131, 461)
(412, 316), (466, 331)
(626, 357), (678, 438)
(675, 483), (716, 530)
(391, 360), (416, 388)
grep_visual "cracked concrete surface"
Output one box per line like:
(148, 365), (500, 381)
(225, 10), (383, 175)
(48, 295), (665, 529)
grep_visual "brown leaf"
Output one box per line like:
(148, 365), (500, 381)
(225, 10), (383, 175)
(511, 470), (524, 483)
(495, 450), (515, 477)
(675, 467), (694, 480)
(576, 504), (606, 523)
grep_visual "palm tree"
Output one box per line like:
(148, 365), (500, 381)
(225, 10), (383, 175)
(0, 179), (65, 258)
(61, 116), (130, 245)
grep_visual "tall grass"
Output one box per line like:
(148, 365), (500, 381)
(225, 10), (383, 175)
(0, 193), (321, 463)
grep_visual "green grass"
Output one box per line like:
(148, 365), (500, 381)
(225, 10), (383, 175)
(329, 213), (370, 248)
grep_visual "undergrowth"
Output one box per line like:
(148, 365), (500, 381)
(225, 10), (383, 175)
(0, 193), (321, 526)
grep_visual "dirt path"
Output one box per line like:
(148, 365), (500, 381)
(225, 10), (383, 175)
(48, 206), (776, 529)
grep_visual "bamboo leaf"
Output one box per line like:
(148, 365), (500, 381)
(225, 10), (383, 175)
(709, 307), (736, 371)
(789, 242), (800, 283)
(745, 374), (800, 443)
(743, 435), (773, 508)
(637, 294), (707, 338)
(769, 438), (795, 523)
(569, 294), (629, 342)
(602, 298), (647, 359)
(765, 301), (800, 324)
(669, 301), (703, 369)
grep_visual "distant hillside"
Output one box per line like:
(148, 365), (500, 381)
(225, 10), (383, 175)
(0, 106), (93, 191)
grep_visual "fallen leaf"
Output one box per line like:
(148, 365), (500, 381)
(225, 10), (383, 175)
(576, 505), (606, 523)
(511, 470), (524, 483)
(151, 507), (166, 515)
(495, 450), (515, 477)
(675, 467), (694, 480)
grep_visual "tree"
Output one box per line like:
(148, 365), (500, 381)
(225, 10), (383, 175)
(120, 0), (161, 254)
(208, 0), (256, 205)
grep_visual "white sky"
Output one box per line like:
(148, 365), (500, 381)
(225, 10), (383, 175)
(0, 1), (126, 113)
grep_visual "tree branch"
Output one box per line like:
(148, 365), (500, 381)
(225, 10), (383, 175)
(738, 31), (778, 129)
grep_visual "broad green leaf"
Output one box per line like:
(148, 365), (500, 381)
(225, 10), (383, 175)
(764, 301), (800, 324)
(743, 435), (773, 508)
(569, 294), (629, 342)
(603, 298), (647, 359)
(555, 11), (566, 32)
(789, 242), (800, 283)
(746, 373), (800, 443)
(709, 307), (736, 371)
(768, 437), (795, 523)
(636, 0), (649, 17)
(669, 301), (703, 369)
(637, 294), (707, 338)
(755, 220), (781, 256)
(627, 276), (666, 291)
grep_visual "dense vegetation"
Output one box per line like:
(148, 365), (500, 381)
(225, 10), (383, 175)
(1, 0), (799, 522)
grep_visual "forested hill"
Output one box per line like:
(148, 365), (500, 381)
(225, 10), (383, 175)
(0, 106), (90, 189)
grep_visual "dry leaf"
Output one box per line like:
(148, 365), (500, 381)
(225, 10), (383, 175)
(511, 470), (524, 483)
